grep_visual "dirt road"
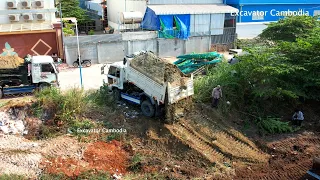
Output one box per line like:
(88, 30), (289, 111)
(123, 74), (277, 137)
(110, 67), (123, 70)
(58, 64), (104, 91)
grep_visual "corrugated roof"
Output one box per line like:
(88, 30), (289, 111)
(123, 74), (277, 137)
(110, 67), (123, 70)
(148, 4), (239, 15)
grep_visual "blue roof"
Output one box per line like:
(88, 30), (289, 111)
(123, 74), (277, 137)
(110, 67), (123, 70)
(227, 0), (320, 5)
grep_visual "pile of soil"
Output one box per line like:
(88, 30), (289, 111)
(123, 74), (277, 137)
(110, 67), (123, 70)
(130, 52), (184, 85)
(41, 140), (129, 178)
(83, 140), (129, 174)
(0, 55), (24, 69)
(130, 52), (165, 84)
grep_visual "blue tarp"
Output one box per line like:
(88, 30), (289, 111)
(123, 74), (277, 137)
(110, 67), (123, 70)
(141, 7), (160, 30)
(141, 7), (191, 39)
(174, 15), (190, 40)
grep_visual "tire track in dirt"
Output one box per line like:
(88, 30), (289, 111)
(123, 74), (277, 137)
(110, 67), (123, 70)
(180, 119), (268, 164)
(237, 135), (319, 180)
(165, 122), (227, 163)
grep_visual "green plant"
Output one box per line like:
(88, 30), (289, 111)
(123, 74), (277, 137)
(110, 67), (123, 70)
(88, 29), (95, 35)
(128, 153), (143, 172)
(106, 132), (121, 142)
(76, 170), (110, 180)
(68, 119), (95, 136)
(39, 173), (67, 180)
(87, 85), (115, 108)
(0, 174), (26, 180)
(256, 117), (294, 134)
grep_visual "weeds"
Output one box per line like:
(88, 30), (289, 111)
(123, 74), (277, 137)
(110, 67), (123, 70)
(0, 174), (26, 180)
(256, 117), (294, 134)
(128, 153), (143, 172)
(33, 86), (114, 139)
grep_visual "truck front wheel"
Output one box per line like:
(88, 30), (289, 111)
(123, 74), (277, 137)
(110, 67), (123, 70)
(141, 100), (155, 117)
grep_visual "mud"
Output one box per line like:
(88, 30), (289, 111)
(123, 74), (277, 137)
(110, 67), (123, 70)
(0, 55), (24, 69)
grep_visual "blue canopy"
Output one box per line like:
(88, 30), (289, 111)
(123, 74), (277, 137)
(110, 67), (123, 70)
(141, 7), (160, 30)
(141, 7), (190, 40)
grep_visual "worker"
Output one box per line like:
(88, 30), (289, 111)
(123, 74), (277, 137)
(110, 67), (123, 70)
(212, 85), (222, 108)
(292, 109), (304, 126)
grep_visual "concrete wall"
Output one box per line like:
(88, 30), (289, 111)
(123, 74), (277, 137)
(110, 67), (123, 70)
(64, 31), (234, 65)
(0, 0), (56, 24)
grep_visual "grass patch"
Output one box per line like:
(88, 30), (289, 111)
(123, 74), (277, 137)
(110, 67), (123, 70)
(0, 174), (26, 180)
(128, 153), (143, 172)
(33, 86), (115, 139)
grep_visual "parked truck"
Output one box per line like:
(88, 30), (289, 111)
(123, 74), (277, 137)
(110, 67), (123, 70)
(0, 55), (59, 99)
(101, 51), (194, 119)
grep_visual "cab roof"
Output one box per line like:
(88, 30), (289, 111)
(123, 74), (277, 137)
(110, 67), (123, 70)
(31, 56), (54, 64)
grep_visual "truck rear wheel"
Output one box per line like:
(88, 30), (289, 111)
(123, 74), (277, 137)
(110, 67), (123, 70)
(141, 100), (155, 117)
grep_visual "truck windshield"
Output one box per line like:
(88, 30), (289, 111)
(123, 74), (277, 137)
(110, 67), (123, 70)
(108, 66), (120, 78)
(41, 63), (55, 73)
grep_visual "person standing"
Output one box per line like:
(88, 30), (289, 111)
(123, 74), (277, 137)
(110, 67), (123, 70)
(212, 85), (222, 108)
(292, 109), (304, 126)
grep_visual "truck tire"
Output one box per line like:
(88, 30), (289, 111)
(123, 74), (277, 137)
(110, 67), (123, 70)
(39, 83), (50, 91)
(141, 100), (155, 117)
(113, 88), (121, 101)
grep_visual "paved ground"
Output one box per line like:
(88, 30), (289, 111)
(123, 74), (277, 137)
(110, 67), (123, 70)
(236, 23), (269, 39)
(58, 64), (104, 91)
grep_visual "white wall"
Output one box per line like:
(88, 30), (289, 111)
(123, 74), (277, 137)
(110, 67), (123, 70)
(0, 0), (56, 24)
(148, 0), (223, 4)
(107, 0), (146, 29)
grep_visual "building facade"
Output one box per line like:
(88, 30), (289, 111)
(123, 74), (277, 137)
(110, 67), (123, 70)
(0, 0), (63, 58)
(226, 0), (320, 22)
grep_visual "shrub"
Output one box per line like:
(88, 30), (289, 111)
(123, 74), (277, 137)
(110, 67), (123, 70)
(88, 29), (95, 35)
(256, 117), (294, 134)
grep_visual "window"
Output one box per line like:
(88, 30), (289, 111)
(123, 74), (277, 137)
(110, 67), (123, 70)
(108, 66), (120, 78)
(41, 64), (54, 73)
(314, 10), (320, 16)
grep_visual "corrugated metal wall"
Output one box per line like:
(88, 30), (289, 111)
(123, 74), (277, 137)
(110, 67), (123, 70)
(148, 0), (223, 5)
(190, 14), (225, 36)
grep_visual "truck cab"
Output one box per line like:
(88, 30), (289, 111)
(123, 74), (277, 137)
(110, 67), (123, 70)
(30, 56), (59, 88)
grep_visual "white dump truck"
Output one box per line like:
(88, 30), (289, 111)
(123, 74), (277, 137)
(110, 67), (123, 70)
(0, 55), (59, 99)
(101, 51), (194, 118)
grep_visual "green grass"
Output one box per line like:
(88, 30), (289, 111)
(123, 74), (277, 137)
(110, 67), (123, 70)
(33, 86), (115, 139)
(0, 174), (26, 180)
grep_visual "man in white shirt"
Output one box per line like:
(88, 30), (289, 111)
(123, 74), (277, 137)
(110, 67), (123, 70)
(292, 109), (304, 126)
(212, 85), (222, 108)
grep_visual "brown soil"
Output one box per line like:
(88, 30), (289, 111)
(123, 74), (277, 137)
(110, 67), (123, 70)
(0, 55), (24, 69)
(236, 133), (320, 179)
(83, 140), (129, 174)
(41, 140), (129, 177)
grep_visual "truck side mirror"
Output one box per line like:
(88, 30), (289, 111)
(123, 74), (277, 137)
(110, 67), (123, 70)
(101, 64), (106, 74)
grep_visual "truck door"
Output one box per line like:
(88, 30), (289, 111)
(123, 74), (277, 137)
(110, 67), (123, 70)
(32, 63), (58, 84)
(107, 66), (123, 89)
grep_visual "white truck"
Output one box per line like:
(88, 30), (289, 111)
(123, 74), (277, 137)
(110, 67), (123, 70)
(0, 55), (59, 98)
(101, 52), (194, 118)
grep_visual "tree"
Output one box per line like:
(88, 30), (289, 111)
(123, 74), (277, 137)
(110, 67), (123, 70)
(259, 15), (319, 42)
(56, 0), (89, 24)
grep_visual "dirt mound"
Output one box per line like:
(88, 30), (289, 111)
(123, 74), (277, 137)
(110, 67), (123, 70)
(0, 55), (24, 69)
(130, 52), (184, 85)
(83, 140), (129, 174)
(130, 52), (165, 84)
(41, 140), (129, 178)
